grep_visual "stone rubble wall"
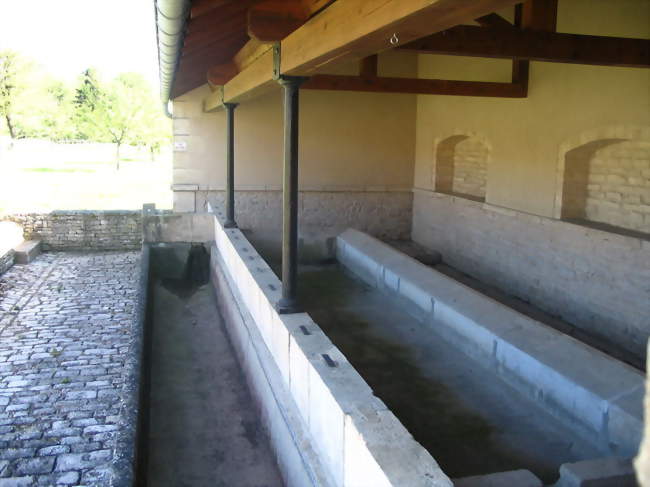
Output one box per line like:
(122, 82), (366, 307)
(412, 189), (650, 362)
(188, 190), (412, 261)
(0, 249), (14, 276)
(4, 211), (142, 251)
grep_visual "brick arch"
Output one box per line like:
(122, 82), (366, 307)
(555, 126), (650, 233)
(432, 131), (490, 201)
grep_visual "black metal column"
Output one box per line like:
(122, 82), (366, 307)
(223, 102), (238, 228)
(276, 76), (306, 314)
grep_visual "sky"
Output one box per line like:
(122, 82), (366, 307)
(0, 0), (160, 92)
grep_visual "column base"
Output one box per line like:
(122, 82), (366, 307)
(276, 297), (301, 314)
(223, 220), (238, 229)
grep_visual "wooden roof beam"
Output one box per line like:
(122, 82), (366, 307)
(399, 25), (650, 68)
(204, 0), (523, 110)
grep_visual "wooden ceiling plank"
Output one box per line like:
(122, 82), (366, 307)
(190, 0), (233, 19)
(247, 0), (309, 42)
(247, 0), (337, 42)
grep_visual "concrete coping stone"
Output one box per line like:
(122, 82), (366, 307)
(13, 240), (42, 264)
(10, 210), (142, 216)
(453, 469), (542, 487)
(335, 228), (644, 456)
(210, 209), (453, 486)
(555, 457), (636, 487)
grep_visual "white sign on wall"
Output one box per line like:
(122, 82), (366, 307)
(174, 141), (188, 152)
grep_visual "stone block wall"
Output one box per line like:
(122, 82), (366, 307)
(585, 142), (650, 232)
(435, 135), (488, 201)
(562, 138), (650, 233)
(5, 211), (142, 250)
(412, 189), (650, 362)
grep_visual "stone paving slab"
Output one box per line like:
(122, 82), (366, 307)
(0, 251), (140, 486)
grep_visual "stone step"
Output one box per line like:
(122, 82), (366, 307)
(13, 240), (42, 264)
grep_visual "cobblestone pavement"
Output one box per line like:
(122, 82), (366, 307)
(0, 252), (140, 486)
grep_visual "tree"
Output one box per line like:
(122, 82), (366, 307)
(41, 78), (77, 141)
(133, 94), (171, 161)
(0, 50), (32, 141)
(74, 72), (157, 169)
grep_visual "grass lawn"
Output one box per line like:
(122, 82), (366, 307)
(0, 139), (172, 214)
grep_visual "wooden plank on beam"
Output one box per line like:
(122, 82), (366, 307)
(399, 25), (650, 68)
(475, 13), (513, 28)
(280, 0), (521, 76)
(233, 40), (274, 71)
(222, 48), (277, 106)
(303, 74), (527, 97)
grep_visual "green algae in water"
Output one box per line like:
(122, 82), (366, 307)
(298, 264), (545, 478)
(307, 305), (503, 478)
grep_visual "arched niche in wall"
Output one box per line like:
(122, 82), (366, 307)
(556, 126), (650, 235)
(433, 132), (489, 202)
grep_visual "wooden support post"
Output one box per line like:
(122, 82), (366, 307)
(512, 3), (529, 93)
(360, 55), (378, 78)
(276, 76), (307, 314)
(223, 103), (238, 228)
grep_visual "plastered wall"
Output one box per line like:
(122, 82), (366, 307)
(413, 0), (650, 217)
(412, 0), (650, 361)
(171, 51), (418, 257)
(172, 50), (417, 197)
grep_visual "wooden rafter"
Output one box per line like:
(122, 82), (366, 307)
(399, 24), (649, 68)
(203, 0), (523, 109)
(302, 75), (526, 97)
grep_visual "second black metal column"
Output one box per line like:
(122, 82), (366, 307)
(276, 76), (306, 314)
(224, 102), (238, 228)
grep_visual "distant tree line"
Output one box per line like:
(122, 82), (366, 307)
(0, 50), (170, 169)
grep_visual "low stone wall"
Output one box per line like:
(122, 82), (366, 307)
(0, 249), (14, 276)
(5, 211), (142, 250)
(412, 189), (650, 362)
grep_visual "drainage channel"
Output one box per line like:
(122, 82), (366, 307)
(142, 244), (283, 487)
(294, 262), (605, 484)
